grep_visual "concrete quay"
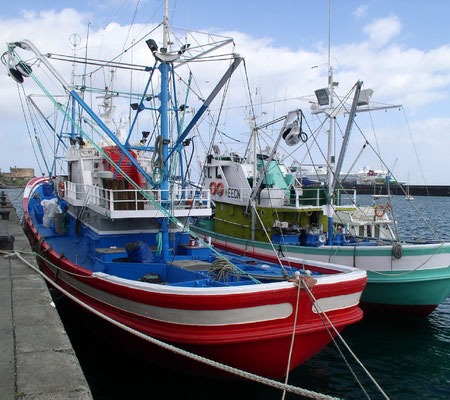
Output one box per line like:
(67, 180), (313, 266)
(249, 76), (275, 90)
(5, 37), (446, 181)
(0, 196), (92, 399)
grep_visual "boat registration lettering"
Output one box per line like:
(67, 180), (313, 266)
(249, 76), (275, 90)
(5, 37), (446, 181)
(227, 188), (240, 199)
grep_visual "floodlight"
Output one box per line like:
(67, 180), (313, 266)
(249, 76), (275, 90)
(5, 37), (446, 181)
(315, 88), (330, 106)
(357, 89), (374, 106)
(146, 39), (158, 53)
(178, 43), (191, 55)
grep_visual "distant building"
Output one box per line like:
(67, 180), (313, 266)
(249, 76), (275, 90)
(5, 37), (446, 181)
(0, 167), (35, 180)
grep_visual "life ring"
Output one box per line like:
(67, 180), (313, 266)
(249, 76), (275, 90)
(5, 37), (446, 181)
(216, 182), (224, 196)
(209, 181), (217, 195)
(375, 204), (386, 217)
(58, 181), (65, 198)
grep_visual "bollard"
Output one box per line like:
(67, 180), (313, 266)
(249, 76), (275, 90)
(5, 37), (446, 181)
(0, 235), (14, 250)
(0, 210), (10, 220)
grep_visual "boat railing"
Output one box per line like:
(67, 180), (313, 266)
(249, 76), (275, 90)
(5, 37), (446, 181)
(65, 181), (86, 206)
(288, 188), (356, 208)
(335, 189), (357, 207)
(221, 185), (357, 209)
(63, 181), (211, 218)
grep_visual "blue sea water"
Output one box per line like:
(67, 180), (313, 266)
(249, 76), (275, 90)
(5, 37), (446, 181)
(4, 188), (450, 399)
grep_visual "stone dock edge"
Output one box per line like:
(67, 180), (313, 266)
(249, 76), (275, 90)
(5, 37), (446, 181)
(0, 195), (92, 399)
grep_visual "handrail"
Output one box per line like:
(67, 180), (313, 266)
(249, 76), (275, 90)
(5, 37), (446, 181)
(64, 181), (210, 213)
(211, 184), (356, 208)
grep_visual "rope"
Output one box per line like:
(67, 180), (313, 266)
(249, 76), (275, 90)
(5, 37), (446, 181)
(15, 249), (96, 279)
(151, 135), (164, 185)
(282, 271), (302, 400)
(391, 241), (403, 260)
(302, 283), (371, 399)
(370, 241), (446, 277)
(3, 249), (340, 400)
(156, 231), (162, 257)
(301, 283), (390, 400)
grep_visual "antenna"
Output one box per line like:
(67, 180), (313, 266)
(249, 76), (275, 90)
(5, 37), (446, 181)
(69, 33), (81, 87)
(328, 0), (331, 72)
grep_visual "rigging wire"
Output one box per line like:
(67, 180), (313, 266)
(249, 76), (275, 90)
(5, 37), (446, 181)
(118, 0), (141, 64)
(241, 59), (258, 160)
(9, 30), (394, 398)
(401, 107), (429, 196)
(17, 85), (45, 175)
(26, 97), (53, 173)
(81, 21), (91, 99)
(87, 22), (163, 76)
(348, 112), (441, 241)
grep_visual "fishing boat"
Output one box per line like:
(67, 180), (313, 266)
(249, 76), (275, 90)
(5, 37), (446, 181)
(5, 3), (367, 379)
(193, 67), (450, 316)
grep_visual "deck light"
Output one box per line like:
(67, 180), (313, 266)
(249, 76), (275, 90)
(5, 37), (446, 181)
(146, 39), (158, 54)
(315, 88), (330, 106)
(178, 43), (191, 55)
(357, 89), (374, 106)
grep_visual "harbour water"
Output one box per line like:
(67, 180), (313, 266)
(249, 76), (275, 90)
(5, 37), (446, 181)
(5, 189), (450, 399)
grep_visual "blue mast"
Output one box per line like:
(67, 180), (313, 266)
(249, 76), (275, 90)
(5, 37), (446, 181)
(159, 61), (170, 261)
(155, 0), (179, 262)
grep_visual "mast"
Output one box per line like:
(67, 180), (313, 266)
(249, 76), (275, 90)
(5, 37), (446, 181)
(158, 0), (176, 262)
(326, 0), (335, 245)
(251, 122), (257, 241)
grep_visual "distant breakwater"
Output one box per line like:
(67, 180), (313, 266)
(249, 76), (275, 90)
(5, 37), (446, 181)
(341, 184), (450, 197)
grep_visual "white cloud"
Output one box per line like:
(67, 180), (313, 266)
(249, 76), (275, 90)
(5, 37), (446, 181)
(363, 15), (402, 47)
(353, 5), (369, 20)
(382, 117), (450, 184)
(1, 9), (449, 183)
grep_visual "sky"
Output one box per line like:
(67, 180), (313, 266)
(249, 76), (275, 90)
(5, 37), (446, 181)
(1, 0), (450, 185)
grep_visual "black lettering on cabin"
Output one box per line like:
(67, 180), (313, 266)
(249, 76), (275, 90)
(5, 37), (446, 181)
(227, 188), (240, 199)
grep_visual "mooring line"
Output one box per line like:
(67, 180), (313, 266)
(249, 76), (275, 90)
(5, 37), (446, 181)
(2, 249), (341, 400)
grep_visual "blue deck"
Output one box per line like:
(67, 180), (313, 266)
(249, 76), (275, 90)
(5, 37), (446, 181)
(28, 183), (317, 287)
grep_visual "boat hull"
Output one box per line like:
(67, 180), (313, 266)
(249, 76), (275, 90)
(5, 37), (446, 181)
(193, 226), (450, 315)
(363, 268), (450, 315)
(22, 178), (366, 378)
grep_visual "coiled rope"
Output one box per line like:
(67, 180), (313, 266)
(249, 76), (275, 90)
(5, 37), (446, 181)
(2, 249), (340, 400)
